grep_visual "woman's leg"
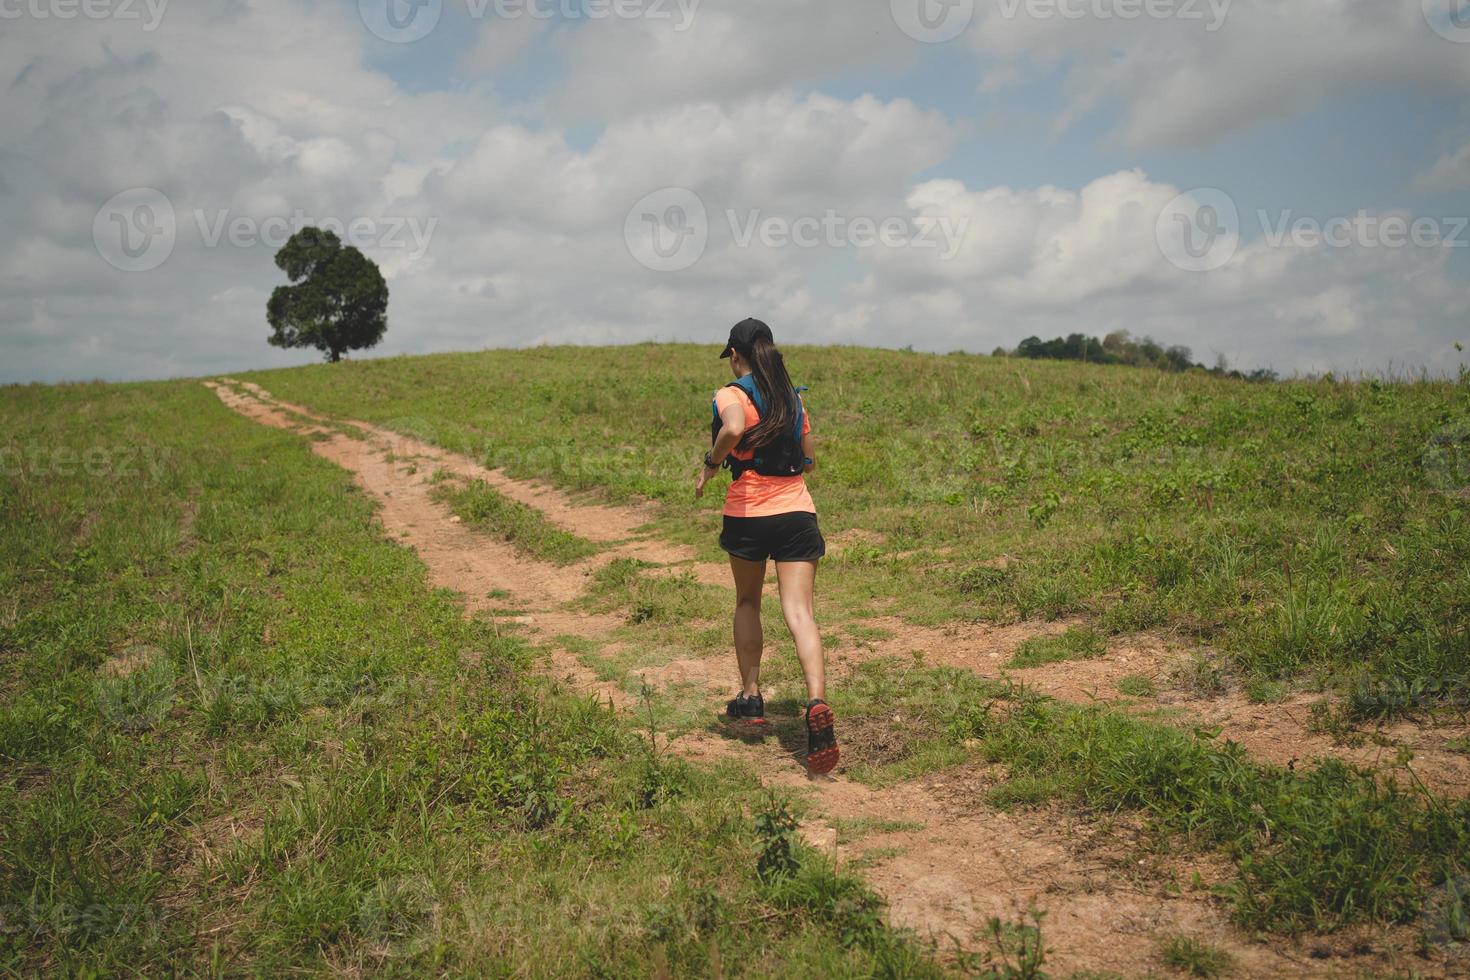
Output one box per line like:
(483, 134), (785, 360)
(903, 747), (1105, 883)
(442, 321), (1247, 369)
(775, 560), (824, 701)
(729, 556), (767, 696)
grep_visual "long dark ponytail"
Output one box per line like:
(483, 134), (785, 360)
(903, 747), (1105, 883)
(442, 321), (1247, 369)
(744, 336), (799, 449)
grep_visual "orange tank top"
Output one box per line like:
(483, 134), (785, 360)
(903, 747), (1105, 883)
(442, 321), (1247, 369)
(714, 386), (815, 518)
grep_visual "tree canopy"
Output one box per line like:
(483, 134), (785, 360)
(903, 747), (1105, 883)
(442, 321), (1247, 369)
(1005, 331), (1277, 382)
(266, 227), (388, 363)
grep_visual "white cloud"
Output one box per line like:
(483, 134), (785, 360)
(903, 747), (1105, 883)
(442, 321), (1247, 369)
(968, 0), (1470, 150)
(1, 0), (1467, 384)
(1413, 141), (1470, 193)
(457, 12), (545, 73)
(847, 170), (1469, 374)
(543, 0), (909, 120)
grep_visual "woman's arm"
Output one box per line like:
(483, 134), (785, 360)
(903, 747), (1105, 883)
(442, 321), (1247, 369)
(696, 400), (747, 500)
(709, 401), (747, 465)
(801, 430), (815, 474)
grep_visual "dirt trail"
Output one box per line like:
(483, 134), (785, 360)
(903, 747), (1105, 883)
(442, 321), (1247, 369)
(217, 381), (1470, 796)
(205, 379), (1450, 976)
(221, 379), (726, 584)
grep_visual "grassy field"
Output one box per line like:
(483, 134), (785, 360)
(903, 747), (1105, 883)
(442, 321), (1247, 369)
(4, 345), (1470, 974)
(0, 381), (937, 975)
(253, 344), (1470, 704)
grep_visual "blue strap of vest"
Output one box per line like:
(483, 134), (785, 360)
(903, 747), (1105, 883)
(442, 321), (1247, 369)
(714, 375), (805, 439)
(713, 379), (806, 480)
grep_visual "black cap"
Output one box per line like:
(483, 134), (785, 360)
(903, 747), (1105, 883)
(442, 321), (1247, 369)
(720, 317), (773, 358)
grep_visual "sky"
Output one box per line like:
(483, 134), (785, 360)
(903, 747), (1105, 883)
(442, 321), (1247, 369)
(2, 0), (1469, 383)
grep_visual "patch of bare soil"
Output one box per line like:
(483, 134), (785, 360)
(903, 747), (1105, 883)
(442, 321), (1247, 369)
(829, 616), (1073, 675)
(676, 731), (1439, 977)
(97, 646), (161, 679)
(848, 615), (1470, 797)
(1163, 690), (1470, 798)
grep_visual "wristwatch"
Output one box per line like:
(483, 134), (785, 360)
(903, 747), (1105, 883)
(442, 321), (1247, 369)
(704, 452), (720, 470)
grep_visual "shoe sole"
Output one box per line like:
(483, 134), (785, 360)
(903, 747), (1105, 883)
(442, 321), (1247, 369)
(805, 702), (839, 775)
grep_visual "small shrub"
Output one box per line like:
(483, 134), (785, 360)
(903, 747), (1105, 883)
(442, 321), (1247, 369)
(1009, 627), (1106, 669)
(1158, 933), (1234, 977)
(1116, 674), (1157, 698)
(1171, 654), (1227, 698)
(755, 796), (800, 883)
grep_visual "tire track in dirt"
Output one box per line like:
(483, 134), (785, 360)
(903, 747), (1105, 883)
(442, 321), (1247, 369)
(221, 379), (726, 584)
(216, 379), (1470, 797)
(205, 378), (1449, 977)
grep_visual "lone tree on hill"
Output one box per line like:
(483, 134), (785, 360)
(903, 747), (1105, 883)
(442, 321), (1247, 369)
(266, 227), (388, 362)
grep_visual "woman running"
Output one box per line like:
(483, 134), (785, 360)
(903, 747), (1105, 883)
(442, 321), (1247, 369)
(695, 318), (838, 775)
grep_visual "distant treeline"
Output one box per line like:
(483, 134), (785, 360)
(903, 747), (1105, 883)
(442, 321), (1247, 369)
(995, 331), (1279, 382)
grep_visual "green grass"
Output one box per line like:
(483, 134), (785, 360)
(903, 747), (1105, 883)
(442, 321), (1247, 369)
(0, 380), (938, 975)
(948, 681), (1470, 934)
(1157, 933), (1235, 977)
(433, 475), (601, 565)
(817, 656), (1469, 935)
(1116, 674), (1158, 698)
(9, 344), (1470, 970)
(1008, 626), (1107, 668)
(246, 345), (1469, 709)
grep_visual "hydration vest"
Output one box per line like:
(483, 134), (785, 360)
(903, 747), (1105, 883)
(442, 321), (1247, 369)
(710, 375), (808, 480)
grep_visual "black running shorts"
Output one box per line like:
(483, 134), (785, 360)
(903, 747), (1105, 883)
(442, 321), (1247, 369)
(719, 512), (826, 563)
